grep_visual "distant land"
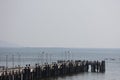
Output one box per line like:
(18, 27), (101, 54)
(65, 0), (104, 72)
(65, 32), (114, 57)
(0, 40), (120, 49)
(0, 40), (20, 47)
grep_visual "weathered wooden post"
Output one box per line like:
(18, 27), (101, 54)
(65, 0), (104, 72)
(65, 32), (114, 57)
(12, 70), (14, 80)
(96, 61), (100, 72)
(27, 65), (31, 80)
(1, 72), (5, 80)
(85, 61), (89, 72)
(23, 66), (27, 80)
(91, 61), (95, 72)
(101, 60), (105, 72)
(37, 65), (42, 79)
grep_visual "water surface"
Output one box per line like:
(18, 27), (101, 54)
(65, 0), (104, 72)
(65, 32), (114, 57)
(0, 48), (120, 80)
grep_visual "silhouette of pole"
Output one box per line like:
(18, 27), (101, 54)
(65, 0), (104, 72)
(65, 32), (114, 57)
(46, 53), (48, 63)
(37, 53), (41, 64)
(20, 54), (21, 67)
(62, 52), (64, 61)
(41, 51), (44, 65)
(68, 51), (70, 60)
(12, 54), (14, 68)
(40, 53), (42, 65)
(71, 51), (73, 60)
(49, 53), (52, 64)
(39, 53), (41, 64)
(18, 54), (21, 67)
(6, 55), (8, 71)
(65, 51), (67, 61)
(69, 51), (72, 60)
(0, 56), (2, 66)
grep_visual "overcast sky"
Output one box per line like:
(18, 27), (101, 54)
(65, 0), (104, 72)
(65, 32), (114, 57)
(0, 0), (120, 48)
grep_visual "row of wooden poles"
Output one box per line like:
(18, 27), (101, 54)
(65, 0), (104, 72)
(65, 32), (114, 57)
(0, 60), (105, 80)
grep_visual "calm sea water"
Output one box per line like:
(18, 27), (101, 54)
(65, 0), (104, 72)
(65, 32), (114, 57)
(0, 47), (120, 80)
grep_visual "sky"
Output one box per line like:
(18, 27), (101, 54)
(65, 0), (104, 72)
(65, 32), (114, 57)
(0, 0), (120, 48)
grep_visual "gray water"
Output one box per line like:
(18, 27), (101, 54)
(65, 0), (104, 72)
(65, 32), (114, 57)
(0, 47), (120, 80)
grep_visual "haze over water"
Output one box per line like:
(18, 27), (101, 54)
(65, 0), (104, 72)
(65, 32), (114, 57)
(1, 0), (120, 80)
(0, 48), (120, 80)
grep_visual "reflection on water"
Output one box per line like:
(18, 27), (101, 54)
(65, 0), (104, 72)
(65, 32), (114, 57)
(0, 48), (120, 80)
(40, 72), (105, 80)
(40, 62), (120, 80)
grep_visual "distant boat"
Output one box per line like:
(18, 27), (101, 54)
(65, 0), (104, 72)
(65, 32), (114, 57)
(109, 58), (115, 61)
(104, 58), (108, 60)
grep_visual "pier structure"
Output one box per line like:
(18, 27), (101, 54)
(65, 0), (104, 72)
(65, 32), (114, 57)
(0, 60), (105, 80)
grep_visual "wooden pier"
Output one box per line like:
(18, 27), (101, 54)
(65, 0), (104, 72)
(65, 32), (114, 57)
(0, 60), (105, 80)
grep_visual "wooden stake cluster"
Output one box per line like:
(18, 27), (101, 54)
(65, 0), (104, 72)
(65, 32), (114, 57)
(0, 60), (105, 80)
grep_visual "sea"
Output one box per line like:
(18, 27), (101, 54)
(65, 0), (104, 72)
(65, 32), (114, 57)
(0, 47), (120, 80)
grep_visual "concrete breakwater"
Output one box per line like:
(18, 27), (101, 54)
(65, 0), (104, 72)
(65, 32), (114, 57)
(0, 60), (105, 80)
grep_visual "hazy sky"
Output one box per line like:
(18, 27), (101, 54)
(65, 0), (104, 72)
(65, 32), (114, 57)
(0, 0), (120, 48)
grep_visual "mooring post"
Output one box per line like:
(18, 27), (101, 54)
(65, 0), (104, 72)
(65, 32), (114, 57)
(101, 60), (105, 72)
(5, 55), (8, 73)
